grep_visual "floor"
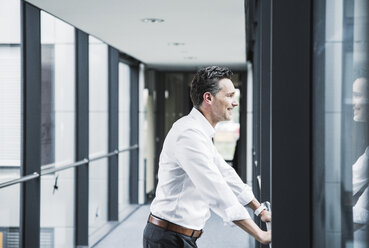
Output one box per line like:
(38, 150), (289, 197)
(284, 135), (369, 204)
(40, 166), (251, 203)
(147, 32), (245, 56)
(94, 204), (254, 248)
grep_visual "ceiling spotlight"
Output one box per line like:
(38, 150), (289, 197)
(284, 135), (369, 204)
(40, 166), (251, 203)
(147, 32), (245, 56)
(142, 18), (165, 23)
(168, 42), (185, 46)
(184, 56), (197, 60)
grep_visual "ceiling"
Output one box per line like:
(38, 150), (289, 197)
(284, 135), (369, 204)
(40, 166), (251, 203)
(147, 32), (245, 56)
(26, 0), (246, 70)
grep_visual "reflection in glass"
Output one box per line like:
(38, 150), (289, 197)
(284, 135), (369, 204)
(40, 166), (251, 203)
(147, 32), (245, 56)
(352, 77), (369, 246)
(89, 36), (108, 241)
(40, 11), (75, 248)
(118, 62), (131, 216)
(313, 0), (369, 247)
(143, 74), (156, 200)
(0, 1), (21, 247)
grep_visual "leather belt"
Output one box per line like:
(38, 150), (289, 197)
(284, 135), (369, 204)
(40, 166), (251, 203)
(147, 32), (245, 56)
(148, 214), (203, 239)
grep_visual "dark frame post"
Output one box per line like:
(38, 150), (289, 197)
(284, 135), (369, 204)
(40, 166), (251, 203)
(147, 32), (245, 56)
(108, 46), (119, 220)
(75, 29), (89, 247)
(259, 0), (271, 213)
(154, 72), (165, 189)
(237, 72), (248, 182)
(129, 65), (139, 204)
(20, 3), (41, 247)
(270, 0), (312, 246)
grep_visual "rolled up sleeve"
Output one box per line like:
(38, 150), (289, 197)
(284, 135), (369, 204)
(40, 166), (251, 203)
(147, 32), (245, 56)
(175, 129), (250, 224)
(215, 153), (255, 206)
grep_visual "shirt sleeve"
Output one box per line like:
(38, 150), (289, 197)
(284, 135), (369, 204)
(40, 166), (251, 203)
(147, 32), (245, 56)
(214, 152), (255, 206)
(175, 128), (250, 224)
(353, 186), (369, 224)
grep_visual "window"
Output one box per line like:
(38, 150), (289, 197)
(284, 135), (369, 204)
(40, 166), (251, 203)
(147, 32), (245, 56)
(88, 36), (108, 240)
(118, 62), (131, 215)
(313, 0), (369, 246)
(214, 74), (241, 161)
(214, 88), (240, 161)
(40, 11), (75, 247)
(0, 1), (21, 246)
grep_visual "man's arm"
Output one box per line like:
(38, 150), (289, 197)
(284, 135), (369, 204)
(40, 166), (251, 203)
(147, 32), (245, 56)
(214, 154), (271, 222)
(247, 198), (272, 222)
(233, 219), (271, 244)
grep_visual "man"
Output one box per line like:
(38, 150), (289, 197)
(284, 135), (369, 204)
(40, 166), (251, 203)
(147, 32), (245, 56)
(352, 77), (369, 245)
(143, 66), (271, 247)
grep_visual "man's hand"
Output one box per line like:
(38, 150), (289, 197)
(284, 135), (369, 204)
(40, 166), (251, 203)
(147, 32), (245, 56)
(260, 210), (271, 222)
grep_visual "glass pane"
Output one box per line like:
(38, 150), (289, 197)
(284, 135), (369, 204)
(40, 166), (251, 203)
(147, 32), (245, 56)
(0, 1), (21, 246)
(143, 80), (155, 198)
(214, 88), (240, 160)
(118, 62), (131, 216)
(313, 0), (369, 247)
(40, 11), (75, 248)
(89, 36), (108, 240)
(0, 184), (20, 247)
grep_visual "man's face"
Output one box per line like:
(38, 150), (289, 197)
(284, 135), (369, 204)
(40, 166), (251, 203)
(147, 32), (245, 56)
(211, 78), (238, 122)
(353, 77), (369, 122)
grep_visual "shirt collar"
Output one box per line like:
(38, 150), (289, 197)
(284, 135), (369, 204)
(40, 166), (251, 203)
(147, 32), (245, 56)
(189, 108), (216, 138)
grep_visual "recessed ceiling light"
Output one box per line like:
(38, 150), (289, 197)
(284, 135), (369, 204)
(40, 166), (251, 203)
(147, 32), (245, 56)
(184, 56), (197, 60)
(142, 18), (164, 23)
(168, 42), (185, 46)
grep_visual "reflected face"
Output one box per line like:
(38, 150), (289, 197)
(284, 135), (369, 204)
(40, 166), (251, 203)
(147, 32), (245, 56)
(353, 77), (369, 122)
(212, 79), (239, 122)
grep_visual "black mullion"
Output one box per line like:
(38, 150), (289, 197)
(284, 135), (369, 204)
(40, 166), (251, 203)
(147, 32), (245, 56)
(260, 0), (271, 207)
(237, 72), (248, 182)
(129, 65), (139, 204)
(20, 3), (41, 248)
(154, 72), (165, 190)
(108, 46), (119, 220)
(75, 29), (89, 247)
(270, 0), (312, 246)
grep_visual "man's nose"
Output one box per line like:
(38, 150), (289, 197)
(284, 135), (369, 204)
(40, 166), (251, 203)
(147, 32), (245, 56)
(232, 100), (239, 107)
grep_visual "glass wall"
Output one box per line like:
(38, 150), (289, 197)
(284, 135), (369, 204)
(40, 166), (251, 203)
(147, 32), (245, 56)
(213, 74), (241, 161)
(118, 62), (130, 216)
(89, 36), (109, 239)
(313, 0), (369, 247)
(0, 0), (21, 246)
(40, 11), (75, 248)
(143, 70), (156, 199)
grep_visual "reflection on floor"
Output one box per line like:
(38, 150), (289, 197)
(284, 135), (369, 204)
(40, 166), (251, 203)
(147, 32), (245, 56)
(94, 204), (254, 248)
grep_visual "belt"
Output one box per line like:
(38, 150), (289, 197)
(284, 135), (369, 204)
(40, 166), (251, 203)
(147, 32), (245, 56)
(148, 214), (203, 239)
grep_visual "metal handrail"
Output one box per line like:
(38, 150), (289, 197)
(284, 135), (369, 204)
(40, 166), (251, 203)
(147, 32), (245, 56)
(0, 172), (39, 189)
(89, 150), (119, 163)
(0, 144), (138, 189)
(118, 144), (138, 153)
(41, 159), (89, 176)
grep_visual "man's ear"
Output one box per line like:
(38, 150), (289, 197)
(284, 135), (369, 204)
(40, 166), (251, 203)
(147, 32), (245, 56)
(203, 92), (213, 104)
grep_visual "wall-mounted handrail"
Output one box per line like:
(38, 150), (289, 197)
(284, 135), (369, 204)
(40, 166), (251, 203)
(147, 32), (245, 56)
(0, 144), (138, 189)
(0, 172), (39, 189)
(89, 150), (118, 163)
(41, 159), (89, 175)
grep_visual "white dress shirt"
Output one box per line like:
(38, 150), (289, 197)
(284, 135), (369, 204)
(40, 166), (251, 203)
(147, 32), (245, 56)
(150, 108), (254, 230)
(353, 147), (369, 224)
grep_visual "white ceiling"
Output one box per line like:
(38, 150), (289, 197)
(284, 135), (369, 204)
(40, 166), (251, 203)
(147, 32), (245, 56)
(26, 0), (246, 70)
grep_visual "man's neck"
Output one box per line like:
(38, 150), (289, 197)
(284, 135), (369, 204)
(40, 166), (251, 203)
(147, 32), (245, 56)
(197, 106), (217, 128)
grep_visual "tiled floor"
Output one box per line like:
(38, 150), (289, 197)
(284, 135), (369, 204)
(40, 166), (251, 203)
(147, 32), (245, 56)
(94, 204), (254, 248)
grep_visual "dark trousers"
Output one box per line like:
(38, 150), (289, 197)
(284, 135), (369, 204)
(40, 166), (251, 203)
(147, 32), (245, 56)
(143, 222), (198, 248)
